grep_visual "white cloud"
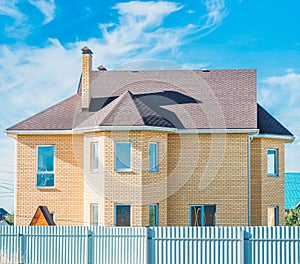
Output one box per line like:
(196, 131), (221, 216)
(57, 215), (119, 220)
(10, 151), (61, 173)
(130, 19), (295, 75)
(258, 69), (300, 172)
(0, 0), (23, 20)
(29, 0), (56, 24)
(203, 0), (227, 27)
(0, 0), (56, 38)
(0, 0), (31, 38)
(96, 0), (228, 62)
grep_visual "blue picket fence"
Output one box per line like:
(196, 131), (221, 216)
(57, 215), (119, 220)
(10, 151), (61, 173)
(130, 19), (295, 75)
(0, 226), (299, 264)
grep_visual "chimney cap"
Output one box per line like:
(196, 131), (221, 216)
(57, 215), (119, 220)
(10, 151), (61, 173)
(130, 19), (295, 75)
(81, 46), (93, 55)
(97, 65), (107, 71)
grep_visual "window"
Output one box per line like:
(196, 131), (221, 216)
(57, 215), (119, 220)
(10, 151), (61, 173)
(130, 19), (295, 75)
(190, 205), (216, 226)
(149, 204), (158, 226)
(115, 205), (131, 226)
(268, 206), (278, 226)
(115, 142), (132, 172)
(90, 203), (98, 226)
(268, 149), (278, 176)
(149, 142), (158, 172)
(37, 146), (55, 188)
(91, 142), (99, 170)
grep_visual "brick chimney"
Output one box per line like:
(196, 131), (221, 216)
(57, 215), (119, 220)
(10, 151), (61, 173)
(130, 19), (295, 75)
(81, 46), (93, 110)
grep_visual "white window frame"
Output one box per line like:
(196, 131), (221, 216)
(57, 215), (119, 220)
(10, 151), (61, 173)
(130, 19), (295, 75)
(267, 149), (278, 176)
(91, 142), (99, 171)
(114, 142), (132, 172)
(36, 145), (55, 188)
(114, 204), (132, 227)
(90, 203), (98, 226)
(149, 142), (159, 172)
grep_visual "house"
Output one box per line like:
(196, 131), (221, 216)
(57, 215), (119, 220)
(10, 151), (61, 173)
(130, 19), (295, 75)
(0, 208), (9, 221)
(285, 172), (300, 213)
(0, 220), (9, 226)
(6, 47), (294, 227)
(29, 206), (56, 226)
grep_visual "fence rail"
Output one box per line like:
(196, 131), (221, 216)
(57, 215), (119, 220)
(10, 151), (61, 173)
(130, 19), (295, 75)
(0, 226), (299, 264)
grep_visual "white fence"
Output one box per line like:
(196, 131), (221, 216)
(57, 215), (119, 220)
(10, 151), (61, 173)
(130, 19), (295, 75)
(0, 226), (299, 264)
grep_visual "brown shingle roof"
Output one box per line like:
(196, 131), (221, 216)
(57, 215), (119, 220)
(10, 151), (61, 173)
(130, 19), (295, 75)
(9, 69), (288, 133)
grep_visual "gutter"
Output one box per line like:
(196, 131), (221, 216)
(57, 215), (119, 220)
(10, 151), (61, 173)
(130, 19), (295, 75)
(5, 130), (73, 137)
(247, 130), (259, 226)
(253, 134), (295, 143)
(5, 127), (260, 136)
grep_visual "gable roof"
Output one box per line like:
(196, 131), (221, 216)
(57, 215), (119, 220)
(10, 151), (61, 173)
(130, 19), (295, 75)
(5, 69), (292, 137)
(29, 206), (56, 226)
(257, 104), (293, 136)
(285, 172), (300, 210)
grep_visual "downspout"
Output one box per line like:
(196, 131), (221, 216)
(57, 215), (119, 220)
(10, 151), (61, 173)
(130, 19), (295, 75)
(247, 131), (259, 226)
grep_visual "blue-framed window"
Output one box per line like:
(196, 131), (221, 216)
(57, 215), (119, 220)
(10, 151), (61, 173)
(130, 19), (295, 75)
(115, 142), (132, 172)
(149, 142), (158, 172)
(267, 206), (278, 226)
(91, 203), (98, 226)
(267, 149), (278, 176)
(91, 142), (99, 170)
(149, 204), (158, 226)
(115, 204), (131, 226)
(190, 205), (216, 226)
(37, 145), (55, 188)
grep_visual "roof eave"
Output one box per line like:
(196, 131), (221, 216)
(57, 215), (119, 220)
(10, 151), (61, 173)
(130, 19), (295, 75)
(6, 127), (260, 135)
(253, 133), (295, 143)
(5, 130), (73, 137)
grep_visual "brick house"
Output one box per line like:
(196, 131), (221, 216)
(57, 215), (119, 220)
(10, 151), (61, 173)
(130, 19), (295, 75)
(6, 47), (294, 226)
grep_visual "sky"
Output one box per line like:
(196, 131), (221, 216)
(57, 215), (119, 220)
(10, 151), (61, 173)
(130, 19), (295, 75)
(0, 0), (299, 212)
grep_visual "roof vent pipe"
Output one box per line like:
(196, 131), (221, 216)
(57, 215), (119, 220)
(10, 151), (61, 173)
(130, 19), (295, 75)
(97, 65), (107, 71)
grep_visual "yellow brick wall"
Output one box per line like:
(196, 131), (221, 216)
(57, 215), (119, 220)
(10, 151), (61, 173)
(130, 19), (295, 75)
(15, 131), (287, 227)
(251, 138), (285, 226)
(15, 135), (84, 226)
(167, 133), (249, 226)
(102, 131), (168, 227)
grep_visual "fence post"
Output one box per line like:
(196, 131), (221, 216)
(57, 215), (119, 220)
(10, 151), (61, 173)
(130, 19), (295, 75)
(147, 227), (154, 264)
(18, 233), (25, 264)
(145, 227), (150, 264)
(87, 229), (93, 264)
(239, 230), (245, 264)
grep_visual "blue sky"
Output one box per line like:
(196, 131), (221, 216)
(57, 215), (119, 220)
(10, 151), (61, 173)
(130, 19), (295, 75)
(0, 0), (300, 212)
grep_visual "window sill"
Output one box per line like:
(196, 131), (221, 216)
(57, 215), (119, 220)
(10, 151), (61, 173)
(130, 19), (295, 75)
(267, 173), (278, 177)
(36, 186), (55, 189)
(114, 169), (132, 172)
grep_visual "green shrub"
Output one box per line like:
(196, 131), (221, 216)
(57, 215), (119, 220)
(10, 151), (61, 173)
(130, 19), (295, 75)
(285, 208), (300, 226)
